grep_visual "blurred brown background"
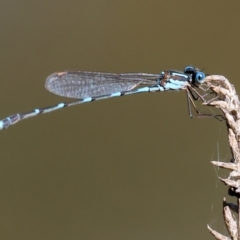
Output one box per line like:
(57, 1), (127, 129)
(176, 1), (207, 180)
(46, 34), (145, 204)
(0, 1), (239, 239)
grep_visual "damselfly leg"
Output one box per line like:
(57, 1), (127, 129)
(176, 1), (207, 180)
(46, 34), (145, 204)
(186, 86), (224, 120)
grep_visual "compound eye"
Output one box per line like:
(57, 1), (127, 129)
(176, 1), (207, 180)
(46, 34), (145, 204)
(194, 72), (205, 84)
(184, 66), (195, 74)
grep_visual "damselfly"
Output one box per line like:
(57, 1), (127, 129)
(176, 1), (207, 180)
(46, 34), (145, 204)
(0, 66), (209, 130)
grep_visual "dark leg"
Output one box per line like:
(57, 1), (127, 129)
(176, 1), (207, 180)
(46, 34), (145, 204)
(187, 85), (216, 102)
(186, 88), (224, 121)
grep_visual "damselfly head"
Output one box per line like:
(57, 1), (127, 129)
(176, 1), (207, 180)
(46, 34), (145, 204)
(184, 66), (205, 85)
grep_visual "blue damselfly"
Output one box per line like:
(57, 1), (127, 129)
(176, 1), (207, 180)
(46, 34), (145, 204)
(0, 66), (209, 130)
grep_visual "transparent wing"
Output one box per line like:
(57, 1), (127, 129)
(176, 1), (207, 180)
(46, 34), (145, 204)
(45, 71), (159, 99)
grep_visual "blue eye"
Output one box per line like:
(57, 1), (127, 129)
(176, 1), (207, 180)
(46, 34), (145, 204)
(194, 72), (205, 84)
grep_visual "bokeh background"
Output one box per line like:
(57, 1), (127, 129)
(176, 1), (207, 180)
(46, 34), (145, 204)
(0, 1), (239, 239)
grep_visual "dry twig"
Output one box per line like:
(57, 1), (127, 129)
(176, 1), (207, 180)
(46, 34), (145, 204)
(202, 75), (240, 240)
